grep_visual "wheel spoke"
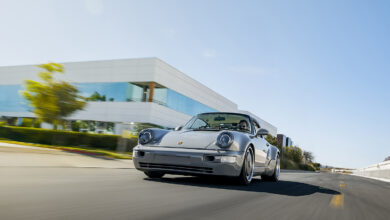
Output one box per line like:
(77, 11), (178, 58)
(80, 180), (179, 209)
(245, 149), (254, 182)
(275, 158), (280, 179)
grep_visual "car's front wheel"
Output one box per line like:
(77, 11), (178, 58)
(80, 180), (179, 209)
(237, 147), (254, 185)
(144, 171), (165, 178)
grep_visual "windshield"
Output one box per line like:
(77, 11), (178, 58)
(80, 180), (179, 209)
(183, 113), (252, 133)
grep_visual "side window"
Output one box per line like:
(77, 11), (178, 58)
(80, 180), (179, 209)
(253, 120), (260, 133)
(190, 119), (207, 129)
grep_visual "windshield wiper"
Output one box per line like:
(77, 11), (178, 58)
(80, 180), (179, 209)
(192, 128), (220, 131)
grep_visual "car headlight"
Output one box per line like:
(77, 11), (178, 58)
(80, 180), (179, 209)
(217, 132), (233, 148)
(139, 130), (153, 145)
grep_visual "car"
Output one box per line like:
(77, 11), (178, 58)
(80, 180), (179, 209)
(132, 112), (280, 185)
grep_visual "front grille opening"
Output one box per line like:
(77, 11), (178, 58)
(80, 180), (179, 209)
(139, 162), (213, 174)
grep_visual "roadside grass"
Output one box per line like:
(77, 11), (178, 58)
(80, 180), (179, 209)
(0, 139), (132, 160)
(281, 159), (317, 171)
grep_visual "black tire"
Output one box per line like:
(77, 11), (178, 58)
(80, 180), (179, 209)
(144, 171), (165, 178)
(261, 156), (280, 182)
(237, 147), (254, 185)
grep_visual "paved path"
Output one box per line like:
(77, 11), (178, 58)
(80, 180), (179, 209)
(0, 142), (133, 169)
(0, 145), (389, 220)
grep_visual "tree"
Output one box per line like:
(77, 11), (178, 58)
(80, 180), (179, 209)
(266, 134), (280, 148)
(265, 134), (284, 158)
(88, 91), (106, 101)
(285, 146), (303, 163)
(303, 151), (314, 164)
(134, 123), (163, 134)
(21, 63), (86, 129)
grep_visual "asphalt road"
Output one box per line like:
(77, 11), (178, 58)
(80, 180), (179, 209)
(1, 145), (389, 220)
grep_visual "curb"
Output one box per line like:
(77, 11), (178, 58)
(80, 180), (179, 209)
(59, 148), (114, 159)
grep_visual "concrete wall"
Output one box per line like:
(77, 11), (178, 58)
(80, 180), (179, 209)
(69, 102), (191, 128)
(154, 59), (237, 112)
(353, 161), (390, 179)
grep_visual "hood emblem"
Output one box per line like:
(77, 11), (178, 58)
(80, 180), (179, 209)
(178, 141), (183, 145)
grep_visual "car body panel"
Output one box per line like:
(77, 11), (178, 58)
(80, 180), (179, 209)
(159, 130), (218, 149)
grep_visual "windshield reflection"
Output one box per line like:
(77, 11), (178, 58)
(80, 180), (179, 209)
(183, 113), (252, 133)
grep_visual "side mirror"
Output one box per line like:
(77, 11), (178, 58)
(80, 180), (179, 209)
(174, 126), (183, 131)
(256, 128), (269, 137)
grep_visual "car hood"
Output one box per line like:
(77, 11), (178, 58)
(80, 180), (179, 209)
(159, 130), (220, 149)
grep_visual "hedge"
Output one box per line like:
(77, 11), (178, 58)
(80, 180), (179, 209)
(0, 125), (138, 151)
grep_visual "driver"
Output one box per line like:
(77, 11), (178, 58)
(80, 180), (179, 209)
(239, 120), (249, 131)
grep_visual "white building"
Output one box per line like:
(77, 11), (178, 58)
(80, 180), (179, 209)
(0, 58), (277, 136)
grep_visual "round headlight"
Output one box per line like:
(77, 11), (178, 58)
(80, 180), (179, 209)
(217, 132), (233, 148)
(139, 130), (153, 145)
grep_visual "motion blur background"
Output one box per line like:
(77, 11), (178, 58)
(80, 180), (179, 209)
(0, 0), (389, 168)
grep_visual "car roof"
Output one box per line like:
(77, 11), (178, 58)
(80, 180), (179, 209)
(197, 112), (252, 119)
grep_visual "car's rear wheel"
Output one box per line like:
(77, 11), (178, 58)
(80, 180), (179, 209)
(144, 171), (165, 178)
(237, 147), (254, 185)
(262, 156), (280, 182)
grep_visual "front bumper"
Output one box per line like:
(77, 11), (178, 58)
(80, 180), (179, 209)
(132, 145), (245, 177)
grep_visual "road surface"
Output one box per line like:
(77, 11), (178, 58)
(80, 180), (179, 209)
(0, 144), (389, 220)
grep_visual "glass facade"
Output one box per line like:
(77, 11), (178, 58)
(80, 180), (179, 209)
(126, 83), (144, 102)
(0, 82), (216, 116)
(166, 89), (215, 116)
(124, 82), (216, 115)
(78, 82), (129, 102)
(0, 85), (30, 112)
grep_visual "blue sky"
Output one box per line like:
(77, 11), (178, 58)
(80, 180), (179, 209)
(0, 0), (389, 168)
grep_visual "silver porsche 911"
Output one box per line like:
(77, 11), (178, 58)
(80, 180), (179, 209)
(132, 112), (280, 185)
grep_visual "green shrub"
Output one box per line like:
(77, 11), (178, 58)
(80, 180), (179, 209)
(312, 162), (321, 170)
(281, 159), (299, 170)
(299, 163), (316, 171)
(285, 146), (303, 163)
(33, 119), (42, 128)
(281, 159), (316, 171)
(20, 118), (34, 127)
(0, 125), (138, 151)
(17, 118), (41, 128)
(71, 121), (81, 131)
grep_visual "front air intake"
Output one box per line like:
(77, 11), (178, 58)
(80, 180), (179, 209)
(139, 162), (213, 174)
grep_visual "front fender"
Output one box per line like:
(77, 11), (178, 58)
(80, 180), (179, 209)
(230, 132), (253, 152)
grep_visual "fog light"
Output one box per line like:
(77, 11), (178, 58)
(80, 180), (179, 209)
(216, 156), (236, 163)
(205, 156), (215, 161)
